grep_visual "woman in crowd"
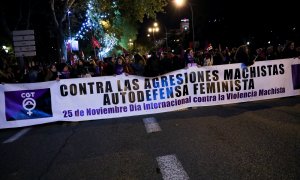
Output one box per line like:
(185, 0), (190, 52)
(123, 54), (135, 75)
(234, 44), (256, 66)
(184, 48), (195, 66)
(44, 64), (59, 81)
(114, 56), (125, 75)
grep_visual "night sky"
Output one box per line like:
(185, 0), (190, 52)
(155, 0), (298, 28)
(139, 0), (299, 48)
(1, 0), (299, 50)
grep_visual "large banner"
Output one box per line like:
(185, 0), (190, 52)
(1, 58), (300, 129)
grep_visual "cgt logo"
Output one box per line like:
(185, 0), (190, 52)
(5, 88), (53, 121)
(21, 92), (36, 116)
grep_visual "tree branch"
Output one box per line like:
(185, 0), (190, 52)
(60, 0), (76, 25)
(50, 0), (59, 28)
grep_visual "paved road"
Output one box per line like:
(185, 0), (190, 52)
(0, 96), (299, 180)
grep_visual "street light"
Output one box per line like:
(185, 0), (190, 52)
(148, 22), (160, 44)
(128, 39), (133, 46)
(2, 45), (9, 53)
(174, 0), (195, 52)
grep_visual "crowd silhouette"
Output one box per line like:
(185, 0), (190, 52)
(1, 40), (299, 83)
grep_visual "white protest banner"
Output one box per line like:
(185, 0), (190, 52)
(1, 58), (300, 129)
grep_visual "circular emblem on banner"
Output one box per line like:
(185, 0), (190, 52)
(22, 98), (36, 116)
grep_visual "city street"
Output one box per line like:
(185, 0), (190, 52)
(1, 0), (299, 179)
(0, 96), (299, 180)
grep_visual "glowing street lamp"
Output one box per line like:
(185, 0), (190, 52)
(148, 22), (160, 43)
(174, 0), (195, 51)
(174, 0), (185, 7)
(128, 38), (133, 46)
(2, 45), (9, 53)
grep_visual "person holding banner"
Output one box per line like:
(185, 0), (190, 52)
(203, 45), (214, 66)
(44, 64), (59, 81)
(184, 48), (199, 67)
(184, 48), (194, 64)
(123, 54), (134, 75)
(282, 41), (298, 59)
(234, 44), (257, 66)
(114, 56), (125, 75)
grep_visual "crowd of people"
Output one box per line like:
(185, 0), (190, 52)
(0, 40), (299, 83)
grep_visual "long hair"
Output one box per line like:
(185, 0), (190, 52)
(234, 45), (254, 66)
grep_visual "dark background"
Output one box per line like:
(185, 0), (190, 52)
(141, 0), (299, 49)
(1, 0), (299, 60)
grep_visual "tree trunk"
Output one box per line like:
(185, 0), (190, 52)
(50, 0), (75, 62)
(57, 26), (67, 62)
